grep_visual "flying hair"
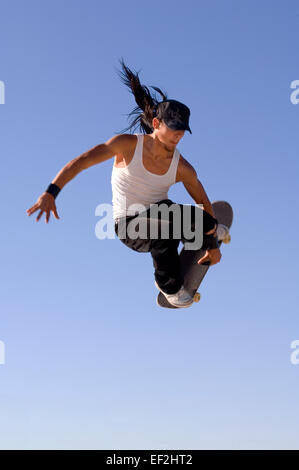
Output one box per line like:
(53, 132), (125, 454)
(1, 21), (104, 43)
(115, 57), (168, 134)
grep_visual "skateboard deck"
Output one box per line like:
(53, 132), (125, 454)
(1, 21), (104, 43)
(157, 201), (233, 308)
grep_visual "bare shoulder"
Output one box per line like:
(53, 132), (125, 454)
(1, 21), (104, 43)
(78, 133), (138, 171)
(176, 153), (197, 184)
(104, 133), (137, 156)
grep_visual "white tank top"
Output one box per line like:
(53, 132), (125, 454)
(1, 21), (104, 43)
(111, 133), (180, 221)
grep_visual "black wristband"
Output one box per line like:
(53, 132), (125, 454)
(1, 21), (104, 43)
(46, 183), (61, 199)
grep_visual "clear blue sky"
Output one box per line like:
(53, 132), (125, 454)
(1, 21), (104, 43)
(1, 0), (299, 450)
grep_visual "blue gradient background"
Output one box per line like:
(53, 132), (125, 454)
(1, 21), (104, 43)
(0, 0), (299, 450)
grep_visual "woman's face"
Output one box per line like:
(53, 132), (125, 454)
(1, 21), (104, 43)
(152, 118), (185, 147)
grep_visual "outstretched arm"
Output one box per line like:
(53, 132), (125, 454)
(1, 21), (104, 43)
(26, 134), (129, 223)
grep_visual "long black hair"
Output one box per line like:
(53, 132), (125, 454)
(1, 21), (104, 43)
(115, 57), (168, 134)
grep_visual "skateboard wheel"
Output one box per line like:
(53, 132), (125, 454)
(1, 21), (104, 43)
(193, 292), (201, 302)
(223, 234), (231, 244)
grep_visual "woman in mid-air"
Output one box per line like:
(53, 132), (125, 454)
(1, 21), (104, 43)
(27, 58), (224, 308)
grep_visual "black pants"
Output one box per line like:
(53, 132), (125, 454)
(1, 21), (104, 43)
(114, 199), (217, 294)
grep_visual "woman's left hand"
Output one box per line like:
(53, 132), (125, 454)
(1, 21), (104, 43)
(197, 247), (222, 266)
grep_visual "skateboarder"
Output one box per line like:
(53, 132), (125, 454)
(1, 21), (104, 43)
(26, 58), (224, 308)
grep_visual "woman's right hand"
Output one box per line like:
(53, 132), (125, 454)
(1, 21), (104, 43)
(26, 192), (60, 223)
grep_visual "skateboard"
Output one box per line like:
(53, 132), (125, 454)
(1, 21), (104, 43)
(156, 201), (233, 308)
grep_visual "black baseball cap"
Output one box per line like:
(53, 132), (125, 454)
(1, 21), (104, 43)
(154, 99), (192, 134)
